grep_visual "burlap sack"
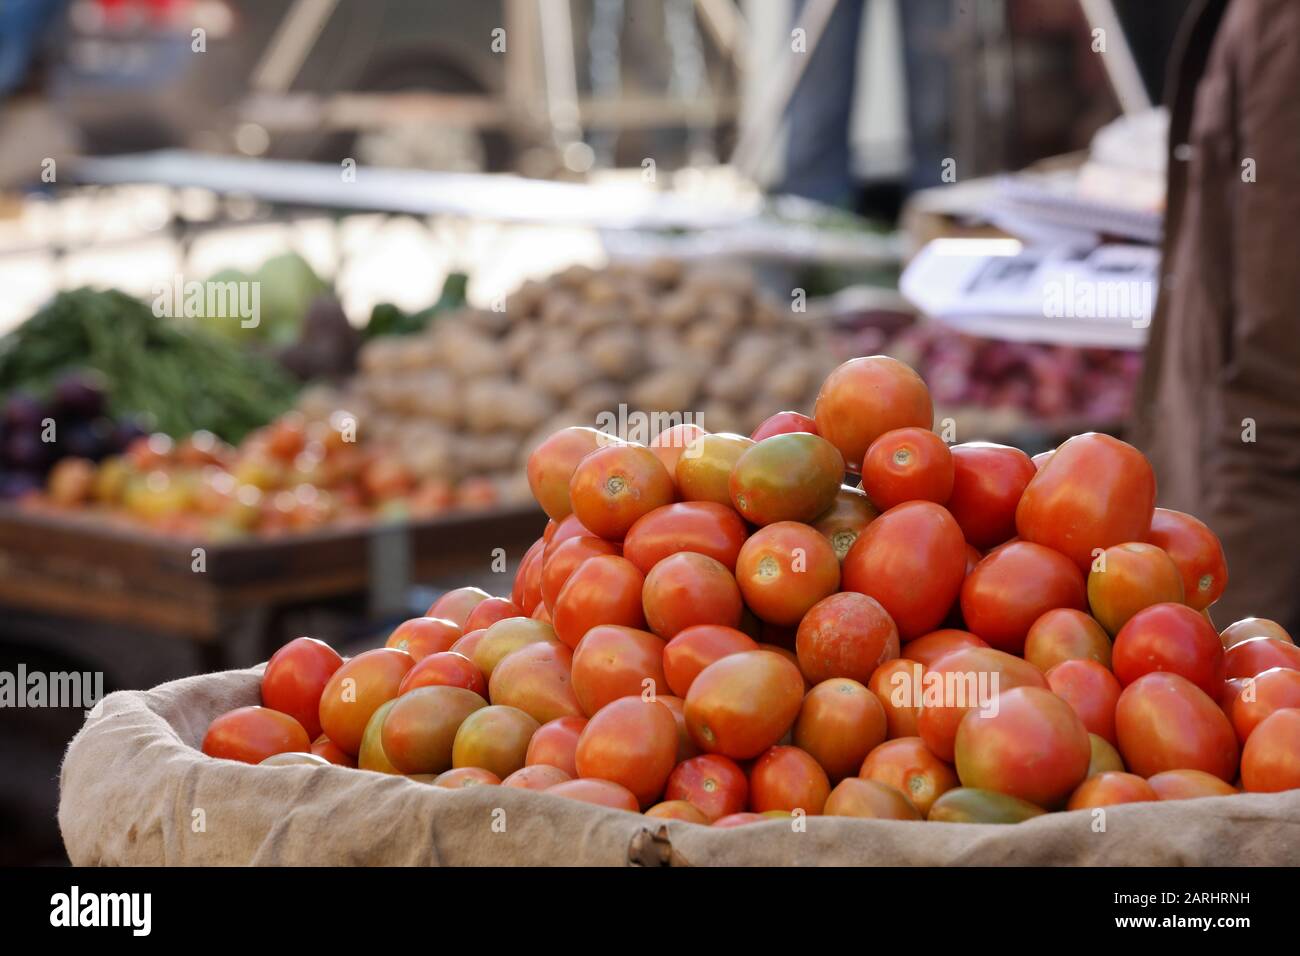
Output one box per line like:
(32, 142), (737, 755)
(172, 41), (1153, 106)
(59, 667), (1300, 865)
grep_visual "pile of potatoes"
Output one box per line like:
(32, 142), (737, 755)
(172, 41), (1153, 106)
(302, 260), (843, 504)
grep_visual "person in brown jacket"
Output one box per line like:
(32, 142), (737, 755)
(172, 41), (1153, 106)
(1135, 0), (1300, 634)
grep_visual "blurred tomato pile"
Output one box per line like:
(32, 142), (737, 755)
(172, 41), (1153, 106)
(201, 356), (1300, 823)
(26, 409), (500, 539)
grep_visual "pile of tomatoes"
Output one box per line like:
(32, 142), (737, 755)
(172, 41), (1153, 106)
(202, 355), (1300, 825)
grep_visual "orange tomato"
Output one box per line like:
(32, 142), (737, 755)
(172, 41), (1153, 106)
(385, 616), (463, 662)
(823, 778), (922, 820)
(1045, 659), (1122, 745)
(903, 629), (988, 668)
(574, 697), (679, 807)
(793, 678), (888, 781)
(1023, 608), (1112, 671)
(734, 521), (841, 626)
(795, 592), (900, 685)
(570, 625), (667, 716)
(568, 443), (674, 540)
(202, 706), (311, 764)
(662, 625), (758, 697)
(960, 541), (1087, 655)
(684, 650), (805, 759)
(749, 745), (832, 814)
(487, 641), (584, 725)
(642, 552), (744, 639)
(664, 754), (749, 821)
(551, 554), (646, 648)
(813, 356), (933, 467)
(1066, 772), (1158, 810)
(526, 426), (606, 520)
(525, 715), (587, 776)
(622, 501), (748, 574)
(318, 647), (414, 755)
(1240, 708), (1300, 792)
(867, 659), (924, 738)
(859, 736), (958, 816)
(1086, 542), (1184, 636)
(545, 777), (640, 812)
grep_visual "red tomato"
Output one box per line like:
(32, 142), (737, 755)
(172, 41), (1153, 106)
(960, 541), (1087, 655)
(380, 685), (487, 774)
(398, 651), (487, 698)
(642, 552), (744, 639)
(464, 597), (523, 633)
(665, 754), (749, 821)
(1086, 542), (1184, 636)
(449, 628), (488, 662)
(1220, 618), (1294, 650)
(903, 629), (988, 668)
(1015, 432), (1156, 571)
(502, 765), (571, 790)
(385, 617), (463, 661)
(684, 650), (805, 759)
(650, 423), (708, 485)
(662, 625), (758, 697)
(749, 746), (831, 814)
(570, 625), (667, 715)
(488, 641), (584, 725)
(542, 512), (599, 566)
(858, 736), (958, 816)
(1114, 672), (1239, 781)
(945, 442), (1036, 550)
(261, 636), (343, 740)
(729, 433), (845, 525)
(1224, 637), (1300, 680)
(1240, 708), (1300, 792)
(574, 697), (678, 807)
(551, 555), (646, 648)
(318, 647), (414, 755)
(511, 538), (546, 615)
(1147, 769), (1237, 800)
(526, 425), (605, 520)
(426, 586), (491, 628)
(644, 800), (710, 823)
(822, 778), (921, 820)
(813, 356), (933, 467)
(569, 443), (674, 540)
(843, 501), (968, 640)
(1023, 608), (1112, 672)
(202, 706), (310, 764)
(917, 647), (1047, 762)
(861, 427), (954, 510)
(310, 733), (356, 768)
(545, 777), (640, 812)
(793, 678), (887, 781)
(433, 767), (500, 788)
(540, 535), (621, 610)
(795, 592), (899, 684)
(525, 715), (587, 776)
(1066, 772), (1158, 810)
(1146, 507), (1228, 611)
(751, 410), (819, 443)
(622, 501), (748, 574)
(1225, 667), (1300, 743)
(712, 812), (767, 828)
(734, 521), (841, 626)
(955, 686), (1091, 808)
(868, 659), (923, 738)
(1112, 602), (1224, 697)
(1045, 659), (1122, 745)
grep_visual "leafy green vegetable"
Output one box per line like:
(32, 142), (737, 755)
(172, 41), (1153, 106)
(363, 271), (469, 340)
(0, 288), (298, 442)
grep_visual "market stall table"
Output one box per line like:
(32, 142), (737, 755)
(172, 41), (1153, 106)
(0, 503), (545, 672)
